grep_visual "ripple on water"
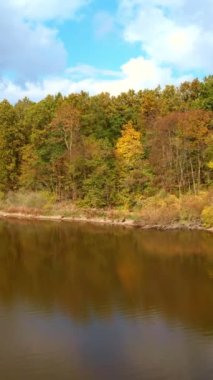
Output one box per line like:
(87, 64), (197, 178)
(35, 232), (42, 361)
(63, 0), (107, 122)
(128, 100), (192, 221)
(0, 221), (212, 379)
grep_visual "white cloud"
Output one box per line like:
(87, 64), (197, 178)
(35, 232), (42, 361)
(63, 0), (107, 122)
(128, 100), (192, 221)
(0, 11), (66, 81)
(66, 64), (122, 79)
(0, 0), (210, 102)
(8, 0), (90, 21)
(118, 0), (213, 72)
(0, 58), (192, 103)
(0, 1), (89, 82)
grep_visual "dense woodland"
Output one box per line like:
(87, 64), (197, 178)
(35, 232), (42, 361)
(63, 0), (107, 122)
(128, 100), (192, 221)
(0, 76), (212, 209)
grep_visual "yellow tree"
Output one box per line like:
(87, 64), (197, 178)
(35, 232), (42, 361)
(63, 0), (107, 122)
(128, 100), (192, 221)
(115, 121), (145, 207)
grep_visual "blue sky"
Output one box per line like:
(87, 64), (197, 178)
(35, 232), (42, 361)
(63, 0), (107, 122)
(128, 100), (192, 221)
(0, 0), (212, 102)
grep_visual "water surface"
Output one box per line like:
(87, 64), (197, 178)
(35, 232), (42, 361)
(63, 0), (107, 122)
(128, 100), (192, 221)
(0, 220), (212, 379)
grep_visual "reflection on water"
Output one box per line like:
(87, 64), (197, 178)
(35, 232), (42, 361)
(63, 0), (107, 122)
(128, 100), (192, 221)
(0, 220), (212, 380)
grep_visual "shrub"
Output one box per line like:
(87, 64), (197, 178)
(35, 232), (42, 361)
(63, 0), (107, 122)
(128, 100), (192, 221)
(4, 191), (56, 212)
(201, 206), (213, 228)
(180, 192), (209, 222)
(0, 191), (5, 209)
(140, 193), (180, 225)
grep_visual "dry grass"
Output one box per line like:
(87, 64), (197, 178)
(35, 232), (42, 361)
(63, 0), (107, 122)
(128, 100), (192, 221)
(180, 192), (211, 222)
(4, 206), (40, 215)
(0, 191), (56, 214)
(139, 194), (180, 225)
(139, 191), (212, 227)
(0, 190), (212, 228)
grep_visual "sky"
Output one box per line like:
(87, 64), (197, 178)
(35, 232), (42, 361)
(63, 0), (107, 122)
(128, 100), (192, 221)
(0, 0), (212, 102)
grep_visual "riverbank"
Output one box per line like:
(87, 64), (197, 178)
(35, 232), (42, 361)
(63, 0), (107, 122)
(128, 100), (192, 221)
(0, 190), (212, 232)
(0, 210), (212, 233)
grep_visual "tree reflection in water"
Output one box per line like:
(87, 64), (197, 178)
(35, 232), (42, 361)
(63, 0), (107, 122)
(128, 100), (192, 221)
(0, 220), (212, 332)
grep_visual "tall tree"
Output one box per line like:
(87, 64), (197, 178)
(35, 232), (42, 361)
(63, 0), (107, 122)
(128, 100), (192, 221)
(0, 100), (24, 192)
(150, 110), (213, 194)
(115, 121), (146, 207)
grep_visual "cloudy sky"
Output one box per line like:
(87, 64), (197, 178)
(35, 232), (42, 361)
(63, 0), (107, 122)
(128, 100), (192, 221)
(0, 0), (212, 102)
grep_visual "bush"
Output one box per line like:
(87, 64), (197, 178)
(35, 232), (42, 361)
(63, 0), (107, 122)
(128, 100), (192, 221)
(201, 206), (213, 228)
(0, 191), (5, 209)
(4, 191), (56, 212)
(180, 192), (209, 222)
(140, 193), (180, 225)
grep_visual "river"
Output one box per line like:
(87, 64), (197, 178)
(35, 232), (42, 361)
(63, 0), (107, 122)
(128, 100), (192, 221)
(0, 220), (212, 379)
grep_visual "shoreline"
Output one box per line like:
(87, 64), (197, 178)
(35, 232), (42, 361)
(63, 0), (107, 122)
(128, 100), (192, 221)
(0, 210), (212, 233)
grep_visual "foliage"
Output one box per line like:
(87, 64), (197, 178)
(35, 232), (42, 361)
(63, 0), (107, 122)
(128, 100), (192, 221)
(140, 193), (180, 225)
(201, 206), (213, 228)
(180, 192), (210, 222)
(149, 110), (213, 194)
(0, 77), (212, 212)
(2, 191), (56, 212)
(79, 136), (116, 207)
(115, 121), (146, 207)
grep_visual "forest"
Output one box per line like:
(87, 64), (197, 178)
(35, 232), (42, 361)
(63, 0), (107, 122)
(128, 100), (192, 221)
(0, 76), (213, 226)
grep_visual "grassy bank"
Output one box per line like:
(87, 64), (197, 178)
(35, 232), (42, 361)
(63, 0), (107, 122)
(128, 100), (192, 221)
(0, 190), (213, 230)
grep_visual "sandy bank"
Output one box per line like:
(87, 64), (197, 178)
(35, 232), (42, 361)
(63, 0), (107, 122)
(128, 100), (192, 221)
(0, 210), (212, 233)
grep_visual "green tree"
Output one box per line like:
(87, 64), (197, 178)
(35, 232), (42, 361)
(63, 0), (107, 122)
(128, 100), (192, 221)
(0, 100), (24, 192)
(82, 137), (116, 207)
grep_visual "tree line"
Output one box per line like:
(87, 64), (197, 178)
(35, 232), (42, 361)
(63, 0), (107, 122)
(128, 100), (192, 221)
(0, 76), (212, 208)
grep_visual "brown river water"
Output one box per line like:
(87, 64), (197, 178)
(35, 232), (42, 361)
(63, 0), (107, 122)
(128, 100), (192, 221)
(0, 220), (212, 380)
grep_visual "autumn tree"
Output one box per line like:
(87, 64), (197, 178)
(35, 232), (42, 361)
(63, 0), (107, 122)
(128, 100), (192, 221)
(0, 100), (24, 192)
(0, 77), (212, 205)
(19, 95), (59, 191)
(115, 121), (146, 207)
(49, 102), (82, 199)
(150, 110), (213, 194)
(81, 137), (116, 207)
